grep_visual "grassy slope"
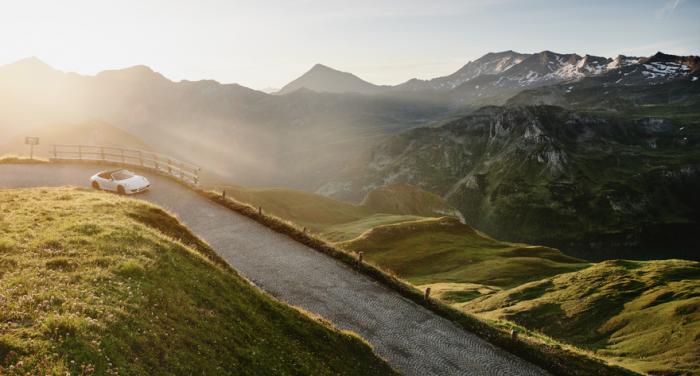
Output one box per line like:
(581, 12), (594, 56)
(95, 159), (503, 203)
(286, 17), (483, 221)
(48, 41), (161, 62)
(467, 260), (700, 375)
(216, 183), (450, 242)
(338, 217), (588, 294)
(322, 214), (426, 243)
(210, 183), (588, 295)
(209, 174), (700, 374)
(204, 180), (693, 374)
(204, 189), (637, 376)
(0, 188), (395, 375)
(359, 183), (459, 218)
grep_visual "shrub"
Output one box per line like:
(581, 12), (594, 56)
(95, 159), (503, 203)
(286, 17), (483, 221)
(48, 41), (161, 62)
(42, 315), (88, 341)
(111, 260), (145, 278)
(46, 258), (78, 271)
(0, 239), (15, 253)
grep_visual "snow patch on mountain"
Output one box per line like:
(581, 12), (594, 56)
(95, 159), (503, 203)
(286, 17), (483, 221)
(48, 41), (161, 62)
(642, 62), (690, 79)
(395, 51), (530, 91)
(606, 55), (640, 70)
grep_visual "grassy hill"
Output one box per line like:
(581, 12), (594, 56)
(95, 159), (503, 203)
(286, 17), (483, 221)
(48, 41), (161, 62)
(213, 183), (588, 304)
(207, 181), (700, 374)
(338, 217), (588, 295)
(216, 183), (455, 242)
(466, 259), (700, 375)
(0, 187), (395, 375)
(359, 183), (463, 218)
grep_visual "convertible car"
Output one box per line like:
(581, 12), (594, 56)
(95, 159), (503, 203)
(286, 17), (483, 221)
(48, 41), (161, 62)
(90, 169), (150, 194)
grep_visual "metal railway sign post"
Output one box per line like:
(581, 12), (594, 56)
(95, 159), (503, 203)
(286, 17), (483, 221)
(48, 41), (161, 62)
(25, 137), (39, 160)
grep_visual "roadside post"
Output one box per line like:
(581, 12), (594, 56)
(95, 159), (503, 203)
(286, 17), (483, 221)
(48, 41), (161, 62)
(25, 137), (39, 160)
(511, 329), (519, 340)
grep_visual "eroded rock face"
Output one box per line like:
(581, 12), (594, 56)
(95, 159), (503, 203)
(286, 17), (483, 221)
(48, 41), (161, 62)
(320, 105), (700, 261)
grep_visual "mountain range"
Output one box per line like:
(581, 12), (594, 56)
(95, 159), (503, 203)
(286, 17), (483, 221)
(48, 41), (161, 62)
(1, 50), (698, 261)
(273, 50), (698, 105)
(2, 48), (699, 375)
(0, 57), (450, 187)
(318, 52), (700, 261)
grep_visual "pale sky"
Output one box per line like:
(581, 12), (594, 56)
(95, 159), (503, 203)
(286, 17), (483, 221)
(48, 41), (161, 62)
(0, 0), (698, 90)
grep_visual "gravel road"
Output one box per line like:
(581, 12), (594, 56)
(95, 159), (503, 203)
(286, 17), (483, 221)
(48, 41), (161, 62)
(0, 163), (549, 376)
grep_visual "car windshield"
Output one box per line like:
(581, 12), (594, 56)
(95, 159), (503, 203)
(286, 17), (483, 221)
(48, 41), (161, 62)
(111, 170), (135, 180)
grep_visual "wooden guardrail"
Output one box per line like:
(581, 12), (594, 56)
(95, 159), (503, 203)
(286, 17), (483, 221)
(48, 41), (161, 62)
(49, 145), (201, 186)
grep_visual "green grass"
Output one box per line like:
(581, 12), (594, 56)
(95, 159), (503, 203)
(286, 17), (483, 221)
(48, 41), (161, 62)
(216, 185), (373, 228)
(203, 181), (655, 374)
(339, 217), (588, 290)
(213, 184), (588, 293)
(322, 214), (425, 242)
(203, 189), (635, 376)
(215, 183), (456, 242)
(359, 183), (459, 217)
(0, 187), (395, 375)
(467, 259), (700, 375)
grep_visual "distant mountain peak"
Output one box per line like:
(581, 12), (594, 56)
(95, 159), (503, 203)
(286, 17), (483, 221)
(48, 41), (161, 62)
(482, 50), (522, 58)
(277, 63), (383, 95)
(13, 56), (50, 66)
(96, 64), (169, 83)
(395, 50), (531, 92)
(652, 51), (676, 59)
(1, 56), (58, 74)
(310, 63), (333, 70)
(125, 64), (156, 73)
(643, 51), (684, 64)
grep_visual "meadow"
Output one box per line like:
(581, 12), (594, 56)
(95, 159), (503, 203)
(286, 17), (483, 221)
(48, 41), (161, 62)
(218, 183), (699, 375)
(0, 187), (395, 375)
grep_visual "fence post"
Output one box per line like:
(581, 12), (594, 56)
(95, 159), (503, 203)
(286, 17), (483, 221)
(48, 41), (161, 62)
(258, 206), (262, 215)
(424, 287), (431, 300)
(357, 251), (363, 264)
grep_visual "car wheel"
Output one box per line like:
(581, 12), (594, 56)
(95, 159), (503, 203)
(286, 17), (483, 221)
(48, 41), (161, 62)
(117, 185), (125, 195)
(91, 181), (100, 190)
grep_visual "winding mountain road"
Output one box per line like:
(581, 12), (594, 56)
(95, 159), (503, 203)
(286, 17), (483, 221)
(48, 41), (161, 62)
(0, 163), (548, 376)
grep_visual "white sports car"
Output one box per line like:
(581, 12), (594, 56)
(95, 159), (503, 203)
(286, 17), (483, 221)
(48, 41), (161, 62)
(90, 169), (150, 194)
